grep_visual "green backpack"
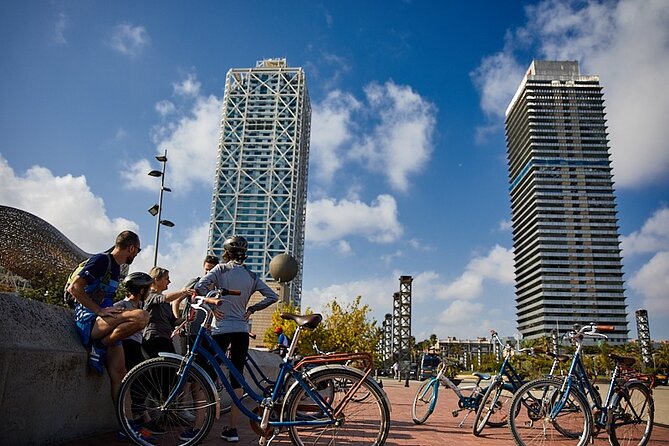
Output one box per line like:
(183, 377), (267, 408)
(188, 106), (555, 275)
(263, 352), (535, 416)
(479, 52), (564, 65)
(63, 254), (112, 308)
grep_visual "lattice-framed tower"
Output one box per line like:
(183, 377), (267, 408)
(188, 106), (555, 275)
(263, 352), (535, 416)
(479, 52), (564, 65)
(392, 276), (413, 378)
(635, 309), (653, 370)
(382, 313), (393, 368)
(392, 292), (401, 362)
(505, 60), (629, 343)
(208, 58), (311, 306)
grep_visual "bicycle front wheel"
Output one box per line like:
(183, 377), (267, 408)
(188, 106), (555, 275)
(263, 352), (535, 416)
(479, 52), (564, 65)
(285, 367), (390, 446)
(411, 379), (438, 424)
(508, 378), (592, 446)
(473, 381), (515, 435)
(607, 381), (654, 446)
(116, 357), (217, 446)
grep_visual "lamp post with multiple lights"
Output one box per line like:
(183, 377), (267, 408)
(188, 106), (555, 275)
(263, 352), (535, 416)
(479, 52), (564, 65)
(148, 149), (175, 268)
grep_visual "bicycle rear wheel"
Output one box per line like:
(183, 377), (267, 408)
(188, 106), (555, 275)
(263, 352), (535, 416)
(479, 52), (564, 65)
(411, 379), (438, 424)
(508, 378), (591, 446)
(607, 381), (654, 446)
(473, 381), (515, 435)
(116, 357), (217, 446)
(285, 367), (390, 446)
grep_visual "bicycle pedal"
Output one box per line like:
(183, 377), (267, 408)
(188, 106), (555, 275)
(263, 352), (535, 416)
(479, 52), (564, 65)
(451, 410), (459, 417)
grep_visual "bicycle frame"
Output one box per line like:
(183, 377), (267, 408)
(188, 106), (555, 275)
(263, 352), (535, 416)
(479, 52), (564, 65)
(549, 326), (619, 428)
(162, 312), (343, 430)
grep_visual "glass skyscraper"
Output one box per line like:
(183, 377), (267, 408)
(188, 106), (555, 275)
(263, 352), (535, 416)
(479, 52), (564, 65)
(505, 60), (628, 343)
(208, 58), (310, 307)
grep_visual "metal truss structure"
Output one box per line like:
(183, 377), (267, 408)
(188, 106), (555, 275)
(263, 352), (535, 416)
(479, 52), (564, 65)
(382, 313), (393, 368)
(635, 309), (653, 370)
(208, 59), (311, 306)
(393, 276), (413, 378)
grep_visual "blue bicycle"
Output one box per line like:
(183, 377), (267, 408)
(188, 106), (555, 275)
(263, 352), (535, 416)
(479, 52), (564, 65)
(508, 323), (655, 446)
(116, 290), (391, 446)
(471, 330), (535, 436)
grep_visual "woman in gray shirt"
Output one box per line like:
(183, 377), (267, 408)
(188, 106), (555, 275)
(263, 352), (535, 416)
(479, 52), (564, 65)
(194, 236), (278, 442)
(142, 266), (191, 358)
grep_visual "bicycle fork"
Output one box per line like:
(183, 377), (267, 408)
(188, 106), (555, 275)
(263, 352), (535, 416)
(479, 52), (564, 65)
(257, 397), (279, 446)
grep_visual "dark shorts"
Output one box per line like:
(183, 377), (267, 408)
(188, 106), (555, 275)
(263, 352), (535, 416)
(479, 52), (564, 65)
(122, 339), (146, 371)
(213, 332), (249, 389)
(143, 337), (176, 358)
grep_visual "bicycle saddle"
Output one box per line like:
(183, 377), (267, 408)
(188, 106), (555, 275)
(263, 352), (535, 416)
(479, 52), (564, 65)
(473, 372), (490, 381)
(280, 313), (323, 329)
(609, 354), (636, 367)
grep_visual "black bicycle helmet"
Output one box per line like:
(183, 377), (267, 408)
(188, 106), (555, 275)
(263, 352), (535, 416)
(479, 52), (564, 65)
(123, 271), (154, 294)
(223, 235), (248, 253)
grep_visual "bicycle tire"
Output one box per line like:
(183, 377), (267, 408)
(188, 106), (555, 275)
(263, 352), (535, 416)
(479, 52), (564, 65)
(284, 366), (390, 446)
(473, 381), (515, 435)
(508, 378), (592, 446)
(411, 378), (438, 424)
(116, 357), (217, 446)
(607, 381), (654, 446)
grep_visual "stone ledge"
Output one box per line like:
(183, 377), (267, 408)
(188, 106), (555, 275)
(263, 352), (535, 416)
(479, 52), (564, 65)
(0, 293), (282, 446)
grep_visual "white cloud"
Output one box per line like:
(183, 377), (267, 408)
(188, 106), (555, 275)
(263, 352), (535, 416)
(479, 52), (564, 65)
(155, 100), (176, 117)
(498, 220), (513, 231)
(310, 90), (360, 183)
(472, 0), (669, 188)
(438, 300), (485, 325)
(52, 11), (68, 45)
(123, 84), (222, 195)
(629, 251), (669, 315)
(302, 263), (516, 340)
(437, 245), (514, 300)
(310, 81), (436, 192)
(0, 154), (212, 289)
(621, 207), (669, 256)
(470, 51), (525, 122)
(302, 275), (397, 322)
(350, 81), (437, 192)
(380, 250), (403, 264)
(108, 23), (150, 57)
(0, 154), (137, 253)
(306, 194), (403, 245)
(173, 73), (202, 97)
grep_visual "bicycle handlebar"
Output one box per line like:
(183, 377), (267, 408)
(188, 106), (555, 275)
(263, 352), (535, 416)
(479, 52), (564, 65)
(564, 323), (615, 343)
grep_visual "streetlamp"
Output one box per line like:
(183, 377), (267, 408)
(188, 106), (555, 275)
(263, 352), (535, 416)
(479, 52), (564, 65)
(148, 149), (175, 267)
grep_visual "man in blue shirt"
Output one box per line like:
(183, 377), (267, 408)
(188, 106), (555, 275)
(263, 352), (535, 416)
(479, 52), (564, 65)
(67, 230), (149, 403)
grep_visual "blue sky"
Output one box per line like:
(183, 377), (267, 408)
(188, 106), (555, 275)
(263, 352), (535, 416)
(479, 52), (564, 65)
(1, 0), (668, 342)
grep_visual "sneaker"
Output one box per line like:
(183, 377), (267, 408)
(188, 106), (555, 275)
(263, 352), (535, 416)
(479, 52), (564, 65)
(117, 423), (156, 443)
(88, 341), (107, 375)
(221, 427), (239, 442)
(179, 428), (200, 441)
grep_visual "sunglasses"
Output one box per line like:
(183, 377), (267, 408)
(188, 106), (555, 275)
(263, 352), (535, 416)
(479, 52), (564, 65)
(134, 245), (142, 253)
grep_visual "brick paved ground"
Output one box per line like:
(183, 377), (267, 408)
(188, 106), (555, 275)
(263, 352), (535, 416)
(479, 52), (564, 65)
(65, 378), (669, 445)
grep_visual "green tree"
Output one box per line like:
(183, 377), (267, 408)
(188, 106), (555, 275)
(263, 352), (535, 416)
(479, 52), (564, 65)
(18, 272), (67, 307)
(319, 296), (379, 357)
(262, 296), (380, 362)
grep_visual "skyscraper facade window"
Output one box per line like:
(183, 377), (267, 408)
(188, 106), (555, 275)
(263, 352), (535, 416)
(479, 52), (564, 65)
(208, 58), (311, 307)
(505, 60), (628, 344)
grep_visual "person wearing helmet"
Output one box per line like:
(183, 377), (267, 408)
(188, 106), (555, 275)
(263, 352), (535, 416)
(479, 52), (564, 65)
(114, 272), (153, 371)
(113, 272), (157, 441)
(194, 235), (279, 442)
